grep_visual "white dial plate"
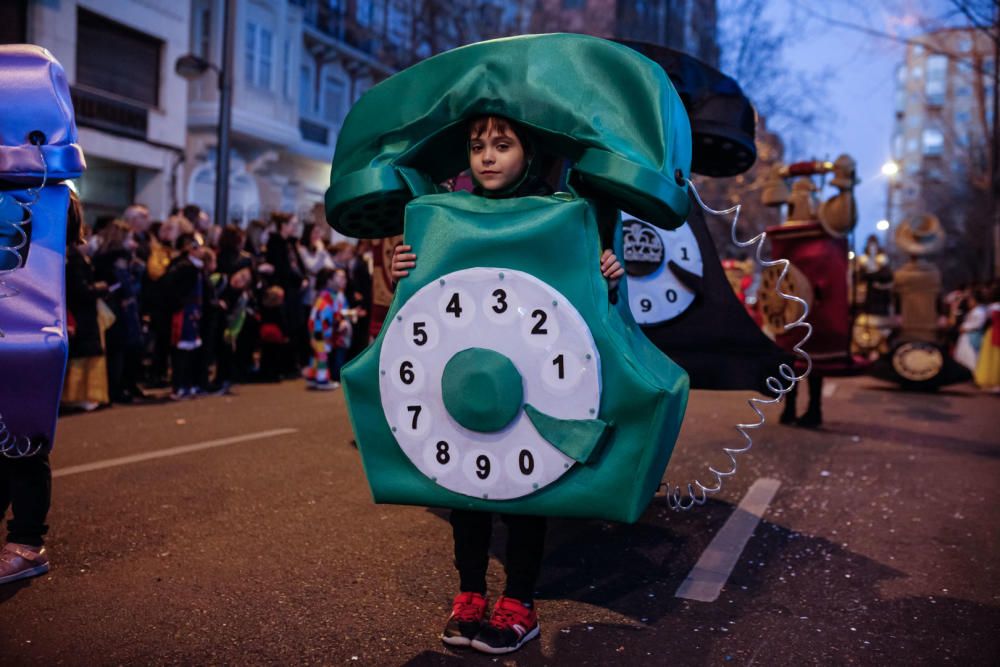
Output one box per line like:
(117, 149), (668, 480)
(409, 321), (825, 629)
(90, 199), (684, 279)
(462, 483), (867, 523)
(623, 217), (704, 325)
(379, 268), (602, 500)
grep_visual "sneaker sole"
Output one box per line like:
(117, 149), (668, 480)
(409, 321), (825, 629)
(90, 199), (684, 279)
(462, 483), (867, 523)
(441, 634), (473, 647)
(0, 562), (50, 585)
(470, 625), (540, 654)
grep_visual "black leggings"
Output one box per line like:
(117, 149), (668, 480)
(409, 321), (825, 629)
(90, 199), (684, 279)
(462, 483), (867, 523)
(0, 453), (51, 547)
(784, 372), (824, 414)
(450, 509), (546, 603)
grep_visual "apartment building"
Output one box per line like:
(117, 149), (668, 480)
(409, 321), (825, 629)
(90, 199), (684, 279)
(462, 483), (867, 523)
(531, 0), (720, 67)
(889, 27), (995, 281)
(2, 0), (191, 222)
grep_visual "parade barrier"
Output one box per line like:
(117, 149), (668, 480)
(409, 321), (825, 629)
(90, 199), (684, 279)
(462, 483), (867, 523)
(0, 45), (85, 457)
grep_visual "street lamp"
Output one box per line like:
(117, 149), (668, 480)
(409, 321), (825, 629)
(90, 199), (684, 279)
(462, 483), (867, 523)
(881, 160), (899, 178)
(876, 219), (890, 231)
(174, 0), (235, 226)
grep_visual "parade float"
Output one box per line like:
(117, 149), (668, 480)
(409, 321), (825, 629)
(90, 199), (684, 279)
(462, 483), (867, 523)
(615, 42), (791, 395)
(0, 45), (85, 459)
(756, 155), (863, 375)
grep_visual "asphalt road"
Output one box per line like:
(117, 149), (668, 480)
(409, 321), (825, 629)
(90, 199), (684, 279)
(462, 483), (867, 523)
(2, 375), (998, 666)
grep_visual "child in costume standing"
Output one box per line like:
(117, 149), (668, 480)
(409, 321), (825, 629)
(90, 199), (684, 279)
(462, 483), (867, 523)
(306, 268), (353, 390)
(391, 115), (624, 655)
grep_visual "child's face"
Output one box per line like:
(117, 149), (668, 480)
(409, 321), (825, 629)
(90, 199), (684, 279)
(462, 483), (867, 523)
(469, 122), (526, 191)
(333, 270), (348, 291)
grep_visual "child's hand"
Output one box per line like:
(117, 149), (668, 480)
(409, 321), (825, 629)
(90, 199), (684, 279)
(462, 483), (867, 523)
(391, 244), (416, 281)
(600, 249), (624, 290)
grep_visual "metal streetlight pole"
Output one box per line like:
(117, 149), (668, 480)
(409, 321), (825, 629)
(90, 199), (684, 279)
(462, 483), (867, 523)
(991, 1), (999, 280)
(215, 0), (235, 227)
(175, 0), (235, 226)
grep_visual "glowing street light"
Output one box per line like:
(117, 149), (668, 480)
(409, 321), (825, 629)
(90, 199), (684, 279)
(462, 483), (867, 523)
(881, 161), (899, 177)
(876, 219), (890, 231)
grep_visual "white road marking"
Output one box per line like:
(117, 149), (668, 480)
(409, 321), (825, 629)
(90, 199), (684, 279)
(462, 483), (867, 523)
(53, 428), (299, 478)
(675, 477), (781, 602)
(823, 381), (838, 398)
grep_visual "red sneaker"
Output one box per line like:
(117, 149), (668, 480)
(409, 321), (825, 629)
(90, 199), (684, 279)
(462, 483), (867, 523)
(0, 543), (50, 585)
(441, 591), (489, 647)
(471, 596), (539, 654)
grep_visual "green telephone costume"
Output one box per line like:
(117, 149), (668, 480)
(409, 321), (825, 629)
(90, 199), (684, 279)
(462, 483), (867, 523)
(327, 34), (693, 523)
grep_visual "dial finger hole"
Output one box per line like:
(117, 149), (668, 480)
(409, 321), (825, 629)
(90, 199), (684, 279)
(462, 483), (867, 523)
(462, 450), (499, 491)
(520, 302), (560, 348)
(504, 446), (544, 488)
(482, 283), (519, 325)
(438, 287), (475, 329)
(390, 356), (425, 394)
(423, 436), (460, 478)
(395, 401), (431, 439)
(541, 350), (586, 393)
(403, 313), (439, 351)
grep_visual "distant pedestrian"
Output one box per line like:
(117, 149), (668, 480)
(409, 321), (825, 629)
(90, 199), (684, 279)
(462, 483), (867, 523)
(163, 234), (204, 399)
(305, 268), (352, 390)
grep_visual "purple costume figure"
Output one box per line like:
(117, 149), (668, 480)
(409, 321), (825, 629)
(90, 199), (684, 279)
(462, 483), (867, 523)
(0, 45), (86, 583)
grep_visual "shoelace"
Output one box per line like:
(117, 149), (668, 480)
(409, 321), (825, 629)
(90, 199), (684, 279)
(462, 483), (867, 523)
(489, 602), (530, 629)
(453, 596), (485, 622)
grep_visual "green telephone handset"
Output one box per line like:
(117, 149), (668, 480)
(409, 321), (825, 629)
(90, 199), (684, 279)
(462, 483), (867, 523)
(327, 34), (692, 523)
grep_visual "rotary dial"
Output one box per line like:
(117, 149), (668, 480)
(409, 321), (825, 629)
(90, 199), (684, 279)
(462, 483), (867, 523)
(379, 267), (604, 500)
(622, 217), (704, 324)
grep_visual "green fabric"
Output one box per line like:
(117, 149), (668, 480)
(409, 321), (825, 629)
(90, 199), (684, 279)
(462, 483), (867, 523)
(441, 347), (524, 432)
(341, 193), (690, 523)
(326, 33), (691, 238)
(523, 404), (611, 464)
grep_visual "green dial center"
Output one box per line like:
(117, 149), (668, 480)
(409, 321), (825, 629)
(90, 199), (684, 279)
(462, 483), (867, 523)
(441, 348), (523, 433)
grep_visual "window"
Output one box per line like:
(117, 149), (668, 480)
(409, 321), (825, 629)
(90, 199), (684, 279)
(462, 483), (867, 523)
(323, 74), (347, 125)
(922, 127), (943, 156)
(259, 28), (272, 88)
(563, 0), (586, 7)
(893, 133), (904, 158)
(245, 23), (257, 84)
(195, 5), (212, 59)
(955, 110), (971, 125)
(387, 0), (410, 49)
(906, 137), (919, 153)
(76, 9), (162, 107)
(299, 64), (313, 115)
(907, 114), (922, 128)
(957, 85), (972, 97)
(356, 0), (374, 27)
(894, 89), (906, 112)
(912, 44), (924, 56)
(245, 22), (273, 89)
(910, 65), (923, 79)
(925, 54), (947, 105)
(957, 36), (973, 53)
(905, 161), (921, 175)
(282, 39), (292, 99)
(895, 65), (907, 85)
(925, 81), (945, 106)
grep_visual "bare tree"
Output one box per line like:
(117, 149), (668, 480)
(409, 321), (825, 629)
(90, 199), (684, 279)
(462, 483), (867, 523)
(717, 0), (835, 156)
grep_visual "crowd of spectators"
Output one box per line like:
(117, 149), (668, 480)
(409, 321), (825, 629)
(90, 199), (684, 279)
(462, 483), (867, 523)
(62, 200), (373, 410)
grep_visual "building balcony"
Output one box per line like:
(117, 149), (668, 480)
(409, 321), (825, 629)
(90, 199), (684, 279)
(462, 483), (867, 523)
(70, 85), (148, 141)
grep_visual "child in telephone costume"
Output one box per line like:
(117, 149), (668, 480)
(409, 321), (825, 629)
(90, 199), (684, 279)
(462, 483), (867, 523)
(326, 34), (692, 654)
